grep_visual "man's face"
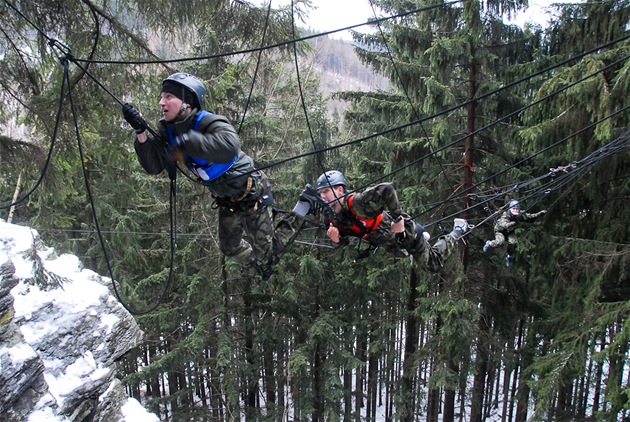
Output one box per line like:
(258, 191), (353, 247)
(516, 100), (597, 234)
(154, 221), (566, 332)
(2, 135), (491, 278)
(510, 207), (520, 216)
(159, 92), (185, 122)
(318, 185), (344, 213)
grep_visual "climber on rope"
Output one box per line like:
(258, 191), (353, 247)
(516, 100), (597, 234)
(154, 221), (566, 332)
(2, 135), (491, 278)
(482, 199), (547, 267)
(316, 170), (468, 273)
(122, 72), (333, 280)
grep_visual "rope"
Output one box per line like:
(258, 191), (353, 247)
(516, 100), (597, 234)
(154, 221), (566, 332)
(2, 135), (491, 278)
(0, 52), (66, 211)
(70, 1), (464, 66)
(66, 61), (174, 315)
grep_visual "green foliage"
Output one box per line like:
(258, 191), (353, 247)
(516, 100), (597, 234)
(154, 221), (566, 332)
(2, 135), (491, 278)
(3, 0), (630, 419)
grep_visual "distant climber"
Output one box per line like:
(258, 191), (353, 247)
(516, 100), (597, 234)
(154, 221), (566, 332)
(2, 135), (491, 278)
(483, 200), (547, 267)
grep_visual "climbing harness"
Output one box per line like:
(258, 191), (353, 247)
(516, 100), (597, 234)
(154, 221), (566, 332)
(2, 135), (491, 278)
(343, 194), (383, 238)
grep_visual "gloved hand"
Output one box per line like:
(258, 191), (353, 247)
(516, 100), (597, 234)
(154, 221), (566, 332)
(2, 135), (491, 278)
(122, 103), (148, 134)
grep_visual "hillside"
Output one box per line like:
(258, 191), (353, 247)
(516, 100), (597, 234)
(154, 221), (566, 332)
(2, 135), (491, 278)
(307, 34), (391, 122)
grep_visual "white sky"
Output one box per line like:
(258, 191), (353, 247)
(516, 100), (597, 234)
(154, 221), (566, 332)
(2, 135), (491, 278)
(276, 0), (582, 40)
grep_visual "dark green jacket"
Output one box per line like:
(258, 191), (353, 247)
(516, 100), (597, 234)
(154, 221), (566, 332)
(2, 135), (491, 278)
(134, 110), (255, 199)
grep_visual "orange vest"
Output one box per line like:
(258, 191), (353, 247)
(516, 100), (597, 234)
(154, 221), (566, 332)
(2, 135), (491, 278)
(346, 194), (383, 238)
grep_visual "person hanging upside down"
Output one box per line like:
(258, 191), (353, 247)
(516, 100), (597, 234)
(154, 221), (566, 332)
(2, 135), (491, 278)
(483, 200), (547, 267)
(315, 170), (468, 273)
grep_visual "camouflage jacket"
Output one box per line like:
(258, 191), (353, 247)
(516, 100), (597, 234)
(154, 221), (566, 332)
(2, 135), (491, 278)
(494, 210), (545, 235)
(333, 183), (406, 247)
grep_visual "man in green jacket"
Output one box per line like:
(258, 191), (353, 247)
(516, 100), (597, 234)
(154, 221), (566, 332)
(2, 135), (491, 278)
(122, 73), (331, 280)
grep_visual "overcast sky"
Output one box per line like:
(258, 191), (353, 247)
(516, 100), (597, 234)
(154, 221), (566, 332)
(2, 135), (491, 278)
(293, 0), (581, 40)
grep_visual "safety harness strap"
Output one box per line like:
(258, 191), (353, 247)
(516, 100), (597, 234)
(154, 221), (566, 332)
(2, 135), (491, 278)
(167, 110), (238, 182)
(346, 194), (383, 238)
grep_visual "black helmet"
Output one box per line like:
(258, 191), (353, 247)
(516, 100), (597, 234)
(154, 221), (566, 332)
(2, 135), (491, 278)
(508, 200), (520, 209)
(162, 73), (206, 109)
(317, 170), (348, 190)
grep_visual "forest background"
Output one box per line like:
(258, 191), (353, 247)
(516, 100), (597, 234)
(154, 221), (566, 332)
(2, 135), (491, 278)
(0, 0), (629, 421)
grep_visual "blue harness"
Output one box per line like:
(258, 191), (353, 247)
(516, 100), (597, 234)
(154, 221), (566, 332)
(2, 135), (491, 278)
(167, 111), (237, 182)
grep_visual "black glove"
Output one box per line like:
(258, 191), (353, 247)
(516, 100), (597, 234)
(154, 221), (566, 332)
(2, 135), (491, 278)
(122, 103), (148, 134)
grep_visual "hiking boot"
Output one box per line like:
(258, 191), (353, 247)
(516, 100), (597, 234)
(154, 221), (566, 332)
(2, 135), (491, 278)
(451, 218), (468, 239)
(505, 254), (513, 267)
(299, 184), (334, 219)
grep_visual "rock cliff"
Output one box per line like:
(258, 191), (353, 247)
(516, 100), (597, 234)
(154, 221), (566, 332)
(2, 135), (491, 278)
(0, 221), (157, 421)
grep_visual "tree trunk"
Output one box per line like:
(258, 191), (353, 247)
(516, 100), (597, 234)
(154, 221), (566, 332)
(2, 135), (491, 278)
(470, 308), (489, 422)
(244, 290), (256, 419)
(401, 267), (419, 421)
(7, 171), (21, 224)
(443, 358), (458, 422)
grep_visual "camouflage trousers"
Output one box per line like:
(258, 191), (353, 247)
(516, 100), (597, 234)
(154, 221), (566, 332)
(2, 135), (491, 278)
(488, 232), (518, 254)
(218, 204), (305, 267)
(363, 221), (457, 273)
(408, 233), (457, 273)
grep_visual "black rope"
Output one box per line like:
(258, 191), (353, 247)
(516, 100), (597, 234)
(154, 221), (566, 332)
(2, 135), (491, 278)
(70, 1), (464, 66)
(238, 0), (273, 135)
(0, 54), (66, 210)
(66, 60), (174, 315)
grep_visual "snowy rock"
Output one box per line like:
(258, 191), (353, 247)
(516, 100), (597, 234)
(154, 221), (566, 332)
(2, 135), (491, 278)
(0, 221), (157, 421)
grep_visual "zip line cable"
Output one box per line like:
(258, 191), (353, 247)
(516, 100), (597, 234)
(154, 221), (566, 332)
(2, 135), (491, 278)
(246, 35), (629, 178)
(359, 55), (629, 221)
(66, 58), (173, 315)
(367, 0), (457, 194)
(415, 103), (630, 230)
(3, 0), (628, 254)
(490, 129), (630, 226)
(418, 103), (630, 225)
(69, 0), (464, 66)
(419, 116), (630, 235)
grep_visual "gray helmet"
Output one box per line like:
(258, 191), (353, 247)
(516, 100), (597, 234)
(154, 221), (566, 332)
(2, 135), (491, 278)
(508, 200), (520, 209)
(162, 73), (206, 109)
(317, 170), (348, 190)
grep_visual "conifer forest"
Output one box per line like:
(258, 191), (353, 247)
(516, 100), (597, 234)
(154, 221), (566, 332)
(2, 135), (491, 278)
(1, 0), (629, 421)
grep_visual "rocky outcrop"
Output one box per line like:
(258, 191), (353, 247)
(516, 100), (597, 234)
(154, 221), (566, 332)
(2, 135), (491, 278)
(0, 221), (157, 421)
